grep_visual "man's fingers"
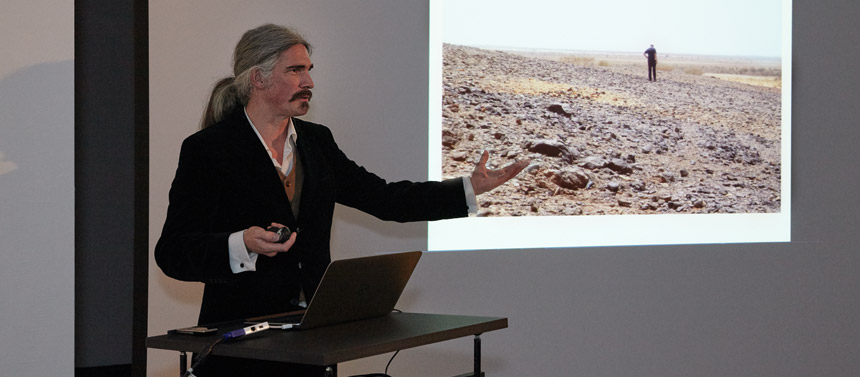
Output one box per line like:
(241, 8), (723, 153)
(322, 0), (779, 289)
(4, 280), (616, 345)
(476, 150), (489, 169)
(496, 159), (529, 179)
(264, 232), (297, 252)
(247, 226), (297, 256)
(509, 159), (530, 175)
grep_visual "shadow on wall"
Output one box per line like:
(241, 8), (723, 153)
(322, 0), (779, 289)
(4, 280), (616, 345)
(0, 60), (75, 241)
(0, 60), (74, 194)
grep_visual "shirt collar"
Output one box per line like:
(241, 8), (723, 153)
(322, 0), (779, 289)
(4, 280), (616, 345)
(244, 107), (297, 173)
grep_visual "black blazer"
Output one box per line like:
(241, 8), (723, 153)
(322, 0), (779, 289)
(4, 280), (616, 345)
(155, 109), (468, 324)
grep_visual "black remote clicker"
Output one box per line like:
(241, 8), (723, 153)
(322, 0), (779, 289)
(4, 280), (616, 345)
(266, 226), (292, 243)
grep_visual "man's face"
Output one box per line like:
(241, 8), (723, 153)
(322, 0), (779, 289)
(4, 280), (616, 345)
(259, 44), (315, 118)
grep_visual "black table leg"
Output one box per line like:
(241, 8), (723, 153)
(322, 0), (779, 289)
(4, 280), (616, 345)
(179, 352), (187, 377)
(474, 334), (482, 377)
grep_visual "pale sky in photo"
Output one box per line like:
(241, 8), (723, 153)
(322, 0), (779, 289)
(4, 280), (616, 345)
(440, 0), (784, 58)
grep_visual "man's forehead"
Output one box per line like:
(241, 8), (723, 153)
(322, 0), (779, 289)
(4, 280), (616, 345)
(279, 45), (312, 66)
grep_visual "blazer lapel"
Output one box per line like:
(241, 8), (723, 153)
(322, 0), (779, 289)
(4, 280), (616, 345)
(224, 112), (296, 225)
(293, 119), (327, 224)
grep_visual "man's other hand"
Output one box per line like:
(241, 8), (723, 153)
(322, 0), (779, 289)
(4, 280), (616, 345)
(244, 222), (297, 257)
(470, 151), (530, 195)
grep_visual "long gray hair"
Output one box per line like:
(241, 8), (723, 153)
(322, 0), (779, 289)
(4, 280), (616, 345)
(201, 24), (312, 128)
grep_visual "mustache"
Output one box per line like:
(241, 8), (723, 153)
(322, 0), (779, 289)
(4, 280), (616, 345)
(290, 90), (313, 101)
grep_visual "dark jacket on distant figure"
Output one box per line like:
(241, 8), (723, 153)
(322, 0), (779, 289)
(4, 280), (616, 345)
(644, 47), (657, 64)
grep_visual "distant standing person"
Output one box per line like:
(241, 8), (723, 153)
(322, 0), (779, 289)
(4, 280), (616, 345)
(644, 44), (657, 81)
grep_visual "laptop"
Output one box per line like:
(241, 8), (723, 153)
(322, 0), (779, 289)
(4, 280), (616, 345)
(246, 250), (422, 330)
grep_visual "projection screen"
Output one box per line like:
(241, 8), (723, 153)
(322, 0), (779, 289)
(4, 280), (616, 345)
(427, 0), (791, 251)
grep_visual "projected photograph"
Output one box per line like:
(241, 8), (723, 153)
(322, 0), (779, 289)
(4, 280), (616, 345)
(438, 0), (784, 218)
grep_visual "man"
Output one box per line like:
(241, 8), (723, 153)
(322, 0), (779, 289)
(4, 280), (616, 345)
(155, 24), (528, 376)
(644, 44), (658, 81)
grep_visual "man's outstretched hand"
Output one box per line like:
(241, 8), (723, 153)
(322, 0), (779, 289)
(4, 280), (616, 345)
(470, 151), (530, 195)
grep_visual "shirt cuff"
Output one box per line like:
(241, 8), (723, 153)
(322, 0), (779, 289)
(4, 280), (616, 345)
(228, 230), (257, 273)
(462, 176), (478, 216)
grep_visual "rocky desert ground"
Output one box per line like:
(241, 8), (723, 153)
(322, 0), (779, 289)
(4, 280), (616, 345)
(441, 44), (782, 217)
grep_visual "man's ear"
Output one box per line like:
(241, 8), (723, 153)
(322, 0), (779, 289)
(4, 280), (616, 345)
(250, 67), (267, 89)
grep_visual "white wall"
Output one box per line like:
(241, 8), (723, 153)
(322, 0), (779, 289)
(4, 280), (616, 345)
(149, 1), (860, 376)
(0, 0), (75, 376)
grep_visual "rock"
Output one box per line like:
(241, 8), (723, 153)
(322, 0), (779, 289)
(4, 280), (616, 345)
(524, 140), (576, 162)
(607, 181), (621, 192)
(450, 151), (469, 161)
(547, 103), (573, 117)
(442, 129), (459, 148)
(579, 155), (607, 170)
(550, 168), (590, 190)
(607, 159), (634, 175)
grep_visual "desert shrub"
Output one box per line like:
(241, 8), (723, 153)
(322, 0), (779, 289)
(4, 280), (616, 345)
(598, 60), (610, 66)
(560, 56), (595, 66)
(656, 64), (674, 72)
(683, 67), (704, 75)
(737, 66), (781, 77)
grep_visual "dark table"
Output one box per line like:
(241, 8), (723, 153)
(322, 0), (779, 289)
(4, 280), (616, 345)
(146, 312), (508, 376)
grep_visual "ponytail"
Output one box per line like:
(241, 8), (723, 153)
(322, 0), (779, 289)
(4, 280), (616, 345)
(201, 77), (239, 129)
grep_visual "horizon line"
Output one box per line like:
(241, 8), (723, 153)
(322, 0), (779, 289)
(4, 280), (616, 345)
(444, 42), (782, 61)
